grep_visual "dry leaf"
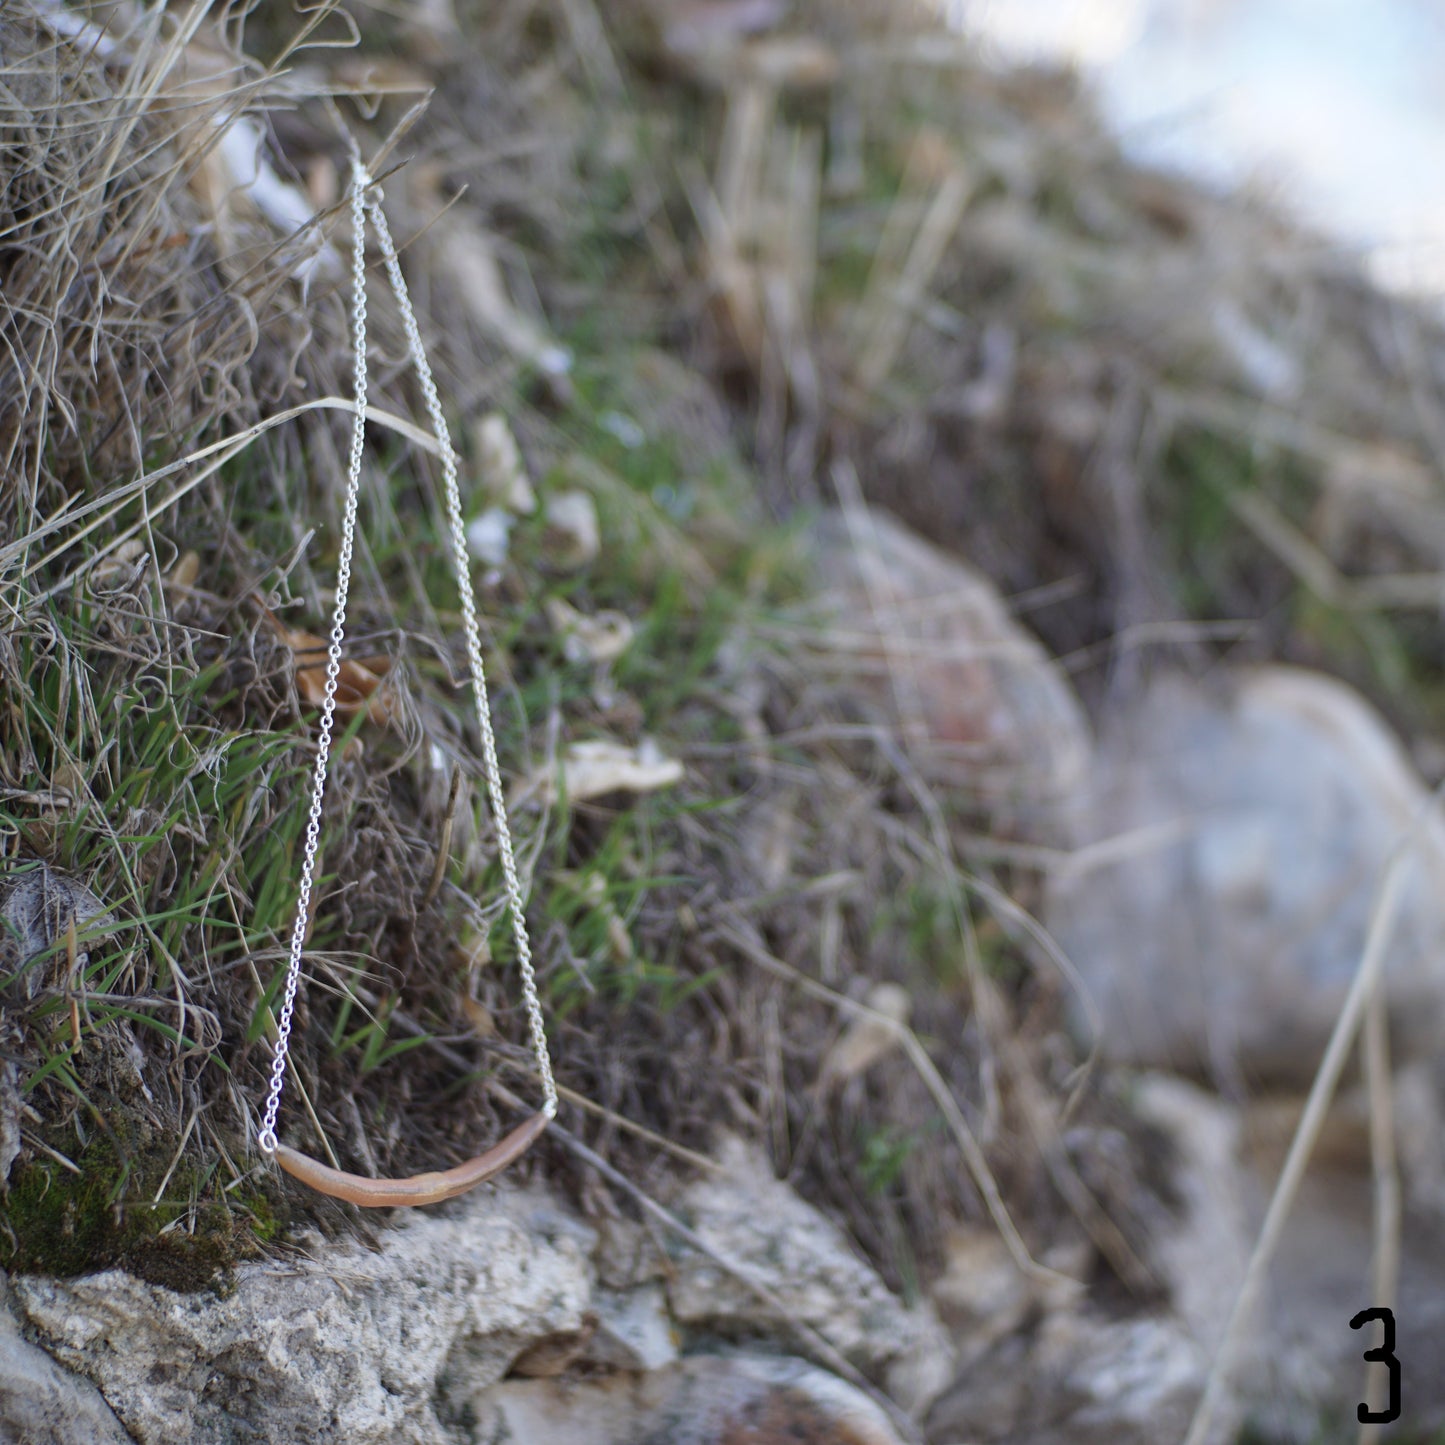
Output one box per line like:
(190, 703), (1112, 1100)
(513, 738), (684, 807)
(168, 550), (200, 591)
(305, 155), (339, 211)
(476, 412), (536, 513)
(452, 927), (492, 974)
(411, 172), (571, 377)
(458, 994), (496, 1039)
(188, 109), (341, 289)
(740, 36), (840, 90)
(542, 490), (601, 570)
(258, 602), (396, 727)
(90, 538), (147, 588)
(545, 597), (635, 664)
(818, 982), (911, 1088)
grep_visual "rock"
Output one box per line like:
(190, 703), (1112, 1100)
(582, 1283), (678, 1371)
(10, 1133), (951, 1443)
(928, 1311), (1234, 1445)
(1038, 1313), (1226, 1445)
(923, 1105), (1246, 1445)
(1047, 667), (1445, 1085)
(669, 1135), (955, 1413)
(806, 506), (1090, 839)
(1, 862), (115, 1000)
(465, 506), (514, 567)
(1222, 1155), (1445, 1438)
(1056, 1071), (1445, 1438)
(929, 1224), (1035, 1367)
(0, 1062), (20, 1187)
(0, 1278), (132, 1444)
(1128, 1074), (1251, 1357)
(470, 1353), (908, 1445)
(592, 1212), (669, 1292)
(14, 1186), (596, 1445)
(542, 490), (601, 570)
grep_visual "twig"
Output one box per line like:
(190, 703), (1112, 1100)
(483, 1076), (927, 1445)
(719, 915), (1073, 1289)
(151, 1105), (198, 1206)
(1184, 852), (1409, 1445)
(421, 764), (461, 906)
(1358, 981), (1400, 1445)
(20, 1131), (83, 1176)
(347, 989), (723, 1175)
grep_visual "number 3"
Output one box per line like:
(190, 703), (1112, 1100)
(1351, 1307), (1401, 1424)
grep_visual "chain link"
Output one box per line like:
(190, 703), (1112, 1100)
(257, 159), (556, 1157)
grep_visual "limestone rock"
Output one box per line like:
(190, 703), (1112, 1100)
(670, 1135), (955, 1412)
(1235, 1093), (1445, 1435)
(9, 1134), (950, 1443)
(582, 1283), (678, 1371)
(806, 506), (1090, 839)
(1, 862), (114, 1000)
(469, 1352), (908, 1445)
(929, 1224), (1035, 1367)
(927, 1311), (1233, 1445)
(1129, 1074), (1251, 1356)
(1036, 1313), (1224, 1445)
(0, 1280), (132, 1444)
(1047, 667), (1445, 1085)
(14, 1187), (595, 1445)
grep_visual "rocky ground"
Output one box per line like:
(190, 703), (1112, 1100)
(4, 2), (1445, 1443)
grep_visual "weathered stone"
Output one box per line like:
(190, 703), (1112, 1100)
(14, 1186), (595, 1445)
(669, 1135), (954, 1413)
(1129, 1074), (1251, 1357)
(928, 1311), (1234, 1445)
(582, 1283), (678, 1371)
(806, 506), (1090, 839)
(9, 1131), (954, 1443)
(929, 1224), (1035, 1367)
(1, 862), (115, 1000)
(1047, 667), (1445, 1084)
(0, 1278), (132, 1444)
(1235, 1103), (1445, 1435)
(1036, 1313), (1224, 1444)
(469, 1353), (908, 1445)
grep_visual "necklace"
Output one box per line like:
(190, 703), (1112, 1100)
(255, 156), (557, 1207)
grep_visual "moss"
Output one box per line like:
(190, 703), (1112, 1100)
(0, 1099), (270, 1290)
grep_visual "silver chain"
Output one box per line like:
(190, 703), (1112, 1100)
(257, 159), (556, 1156)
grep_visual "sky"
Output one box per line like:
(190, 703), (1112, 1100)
(954, 0), (1445, 294)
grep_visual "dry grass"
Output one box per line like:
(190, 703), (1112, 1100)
(0, 0), (1089, 1312)
(0, 6), (254, 539)
(5, 16), (1445, 1442)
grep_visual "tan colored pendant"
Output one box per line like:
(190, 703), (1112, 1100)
(256, 154), (556, 1205)
(272, 1112), (550, 1208)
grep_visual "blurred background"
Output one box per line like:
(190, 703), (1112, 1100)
(5, 2), (1445, 1442)
(961, 0), (1445, 293)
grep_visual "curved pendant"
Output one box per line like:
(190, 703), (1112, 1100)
(271, 1111), (549, 1208)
